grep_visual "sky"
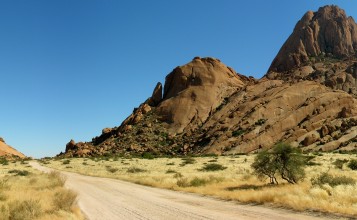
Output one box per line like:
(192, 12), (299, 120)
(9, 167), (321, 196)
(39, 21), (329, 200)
(0, 1), (356, 158)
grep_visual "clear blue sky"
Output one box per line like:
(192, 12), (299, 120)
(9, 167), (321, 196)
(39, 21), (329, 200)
(1, 1), (356, 158)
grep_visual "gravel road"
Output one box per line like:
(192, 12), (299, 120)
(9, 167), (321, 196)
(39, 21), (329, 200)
(30, 162), (331, 220)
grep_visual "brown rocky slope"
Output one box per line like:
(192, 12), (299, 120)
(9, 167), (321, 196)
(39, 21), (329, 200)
(267, 5), (357, 97)
(0, 137), (26, 158)
(62, 57), (357, 157)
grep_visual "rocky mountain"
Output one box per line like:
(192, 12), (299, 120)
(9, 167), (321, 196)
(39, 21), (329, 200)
(62, 5), (357, 157)
(267, 5), (357, 97)
(0, 137), (26, 158)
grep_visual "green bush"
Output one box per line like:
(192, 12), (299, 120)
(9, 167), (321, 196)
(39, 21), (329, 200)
(106, 167), (119, 173)
(311, 172), (356, 187)
(8, 170), (30, 176)
(199, 163), (227, 172)
(232, 129), (245, 137)
(251, 143), (306, 184)
(0, 157), (8, 165)
(190, 177), (208, 187)
(347, 159), (357, 170)
(165, 169), (177, 174)
(62, 159), (71, 165)
(180, 157), (196, 166)
(333, 159), (349, 169)
(142, 152), (155, 160)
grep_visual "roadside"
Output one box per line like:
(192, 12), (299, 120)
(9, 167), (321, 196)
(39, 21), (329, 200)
(31, 161), (333, 220)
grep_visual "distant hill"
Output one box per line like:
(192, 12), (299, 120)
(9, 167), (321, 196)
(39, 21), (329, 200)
(0, 137), (26, 158)
(61, 5), (357, 157)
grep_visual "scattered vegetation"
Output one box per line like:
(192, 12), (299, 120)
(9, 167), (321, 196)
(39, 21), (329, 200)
(43, 153), (357, 217)
(311, 172), (356, 187)
(0, 161), (82, 219)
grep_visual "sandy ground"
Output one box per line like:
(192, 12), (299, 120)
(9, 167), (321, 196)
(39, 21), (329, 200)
(30, 161), (333, 220)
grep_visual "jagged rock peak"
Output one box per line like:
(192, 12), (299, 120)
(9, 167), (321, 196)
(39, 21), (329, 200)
(147, 82), (163, 106)
(268, 5), (357, 73)
(0, 137), (5, 143)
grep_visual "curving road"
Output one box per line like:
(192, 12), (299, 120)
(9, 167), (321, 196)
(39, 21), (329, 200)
(30, 162), (330, 220)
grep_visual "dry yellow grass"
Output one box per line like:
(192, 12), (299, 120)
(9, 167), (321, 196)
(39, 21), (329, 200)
(0, 159), (83, 220)
(44, 153), (357, 218)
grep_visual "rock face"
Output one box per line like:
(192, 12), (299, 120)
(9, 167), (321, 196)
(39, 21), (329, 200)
(267, 5), (357, 97)
(0, 137), (26, 158)
(62, 57), (357, 157)
(268, 5), (357, 73)
(157, 57), (245, 133)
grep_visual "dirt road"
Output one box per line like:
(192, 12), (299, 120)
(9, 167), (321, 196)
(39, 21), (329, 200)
(30, 162), (330, 220)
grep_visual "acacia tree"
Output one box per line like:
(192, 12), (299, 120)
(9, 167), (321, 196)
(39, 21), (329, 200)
(251, 143), (306, 184)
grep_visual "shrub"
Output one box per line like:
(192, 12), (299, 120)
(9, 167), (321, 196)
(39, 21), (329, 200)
(255, 119), (267, 126)
(9, 199), (42, 220)
(311, 172), (356, 187)
(347, 159), (357, 170)
(190, 177), (208, 187)
(333, 159), (349, 169)
(251, 143), (306, 184)
(53, 188), (77, 211)
(232, 129), (245, 137)
(62, 159), (71, 165)
(127, 167), (146, 173)
(0, 157), (8, 165)
(48, 171), (66, 187)
(180, 157), (196, 166)
(176, 178), (190, 187)
(142, 152), (155, 160)
(106, 167), (119, 173)
(166, 169), (177, 174)
(199, 163), (227, 171)
(8, 170), (31, 176)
